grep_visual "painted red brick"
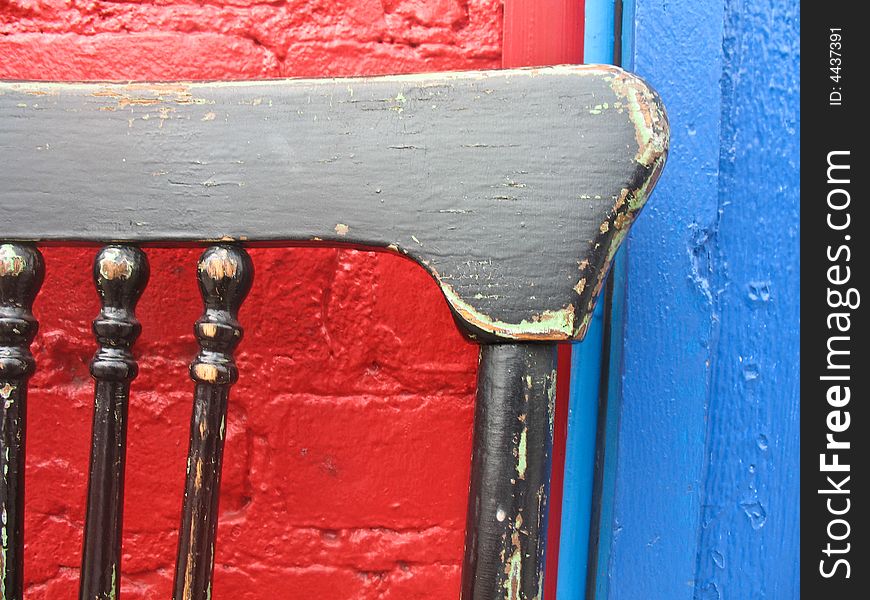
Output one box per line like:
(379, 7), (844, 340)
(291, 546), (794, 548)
(1, 0), (502, 595)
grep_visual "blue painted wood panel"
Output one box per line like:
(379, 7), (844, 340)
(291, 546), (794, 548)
(603, 0), (800, 598)
(689, 1), (801, 596)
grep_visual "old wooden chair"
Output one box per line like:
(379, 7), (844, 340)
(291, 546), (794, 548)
(0, 65), (667, 599)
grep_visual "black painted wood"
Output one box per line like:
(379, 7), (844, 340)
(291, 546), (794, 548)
(173, 246), (253, 600)
(0, 65), (670, 599)
(0, 244), (44, 600)
(0, 65), (669, 342)
(80, 246), (149, 600)
(462, 344), (557, 600)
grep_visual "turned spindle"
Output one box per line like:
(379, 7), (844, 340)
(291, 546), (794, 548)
(79, 246), (149, 600)
(0, 243), (44, 599)
(173, 245), (253, 600)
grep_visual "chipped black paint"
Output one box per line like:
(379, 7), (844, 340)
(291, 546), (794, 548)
(173, 245), (253, 600)
(0, 243), (43, 600)
(0, 66), (668, 342)
(0, 65), (670, 598)
(462, 344), (556, 600)
(80, 246), (149, 600)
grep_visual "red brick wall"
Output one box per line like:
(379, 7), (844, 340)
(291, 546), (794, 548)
(1, 1), (503, 596)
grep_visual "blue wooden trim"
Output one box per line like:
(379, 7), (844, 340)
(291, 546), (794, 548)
(604, 0), (800, 598)
(583, 0), (616, 64)
(604, 0), (728, 596)
(592, 249), (628, 600)
(619, 0), (635, 66)
(688, 1), (800, 596)
(556, 2), (616, 599)
(592, 3), (636, 598)
(557, 305), (605, 600)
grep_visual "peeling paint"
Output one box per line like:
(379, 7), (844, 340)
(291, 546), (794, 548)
(87, 83), (212, 112)
(193, 363), (219, 383)
(517, 427), (528, 480)
(574, 154), (667, 341)
(98, 247), (133, 281)
(1, 505), (7, 599)
(503, 514), (524, 600)
(547, 370), (557, 440)
(198, 249), (238, 280)
(183, 517), (196, 600)
(2, 64), (667, 345)
(614, 212), (631, 230)
(609, 71), (670, 168)
(0, 245), (26, 278)
(109, 564), (117, 600)
(440, 282), (575, 341)
(570, 74), (669, 340)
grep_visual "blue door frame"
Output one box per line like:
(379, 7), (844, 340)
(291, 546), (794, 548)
(557, 0), (800, 598)
(556, 3), (622, 600)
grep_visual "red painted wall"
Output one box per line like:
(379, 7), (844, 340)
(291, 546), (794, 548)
(1, 1), (503, 597)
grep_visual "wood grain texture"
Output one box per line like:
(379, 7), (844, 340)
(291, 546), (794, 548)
(0, 65), (668, 342)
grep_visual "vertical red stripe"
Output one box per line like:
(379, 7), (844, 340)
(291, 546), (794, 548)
(547, 344), (574, 598)
(501, 3), (583, 597)
(503, 0), (585, 68)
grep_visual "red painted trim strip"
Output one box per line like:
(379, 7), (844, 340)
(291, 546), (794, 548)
(547, 343), (574, 599)
(501, 3), (584, 597)
(503, 0), (585, 68)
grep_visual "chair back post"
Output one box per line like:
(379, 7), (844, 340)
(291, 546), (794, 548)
(462, 344), (557, 599)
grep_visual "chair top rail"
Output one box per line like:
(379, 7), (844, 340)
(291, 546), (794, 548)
(0, 65), (668, 342)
